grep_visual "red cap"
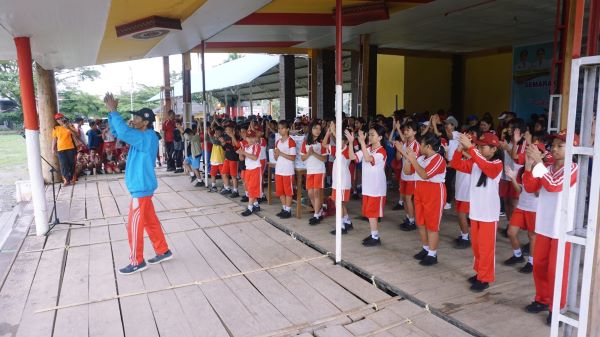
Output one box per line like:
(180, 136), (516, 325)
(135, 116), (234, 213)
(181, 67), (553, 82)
(533, 141), (547, 153)
(550, 129), (580, 146)
(246, 130), (257, 138)
(472, 132), (500, 147)
(54, 113), (65, 120)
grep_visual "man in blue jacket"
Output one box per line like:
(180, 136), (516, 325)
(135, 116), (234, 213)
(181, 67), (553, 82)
(104, 93), (172, 275)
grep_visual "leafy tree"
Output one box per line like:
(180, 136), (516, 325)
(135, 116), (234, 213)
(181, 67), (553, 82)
(223, 53), (242, 63)
(58, 89), (104, 119)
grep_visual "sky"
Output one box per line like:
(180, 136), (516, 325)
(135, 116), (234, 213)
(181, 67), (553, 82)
(77, 53), (230, 96)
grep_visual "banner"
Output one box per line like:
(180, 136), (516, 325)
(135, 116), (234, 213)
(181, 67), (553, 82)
(511, 42), (553, 121)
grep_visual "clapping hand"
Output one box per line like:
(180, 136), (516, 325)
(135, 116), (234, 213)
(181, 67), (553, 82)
(504, 165), (516, 180)
(103, 92), (118, 112)
(405, 148), (417, 162)
(458, 133), (473, 149)
(344, 129), (354, 143)
(526, 144), (543, 164)
(357, 130), (366, 144)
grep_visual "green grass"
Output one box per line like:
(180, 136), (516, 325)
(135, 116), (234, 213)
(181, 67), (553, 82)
(0, 134), (28, 184)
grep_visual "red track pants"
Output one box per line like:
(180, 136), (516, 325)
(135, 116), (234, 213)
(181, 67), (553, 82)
(533, 234), (571, 309)
(127, 196), (169, 266)
(470, 220), (497, 283)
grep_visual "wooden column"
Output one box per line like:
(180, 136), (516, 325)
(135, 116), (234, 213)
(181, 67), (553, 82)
(309, 49), (319, 119)
(317, 49), (335, 120)
(35, 63), (61, 183)
(359, 35), (377, 118)
(182, 52), (192, 128)
(279, 55), (296, 120)
(451, 54), (465, 121)
(350, 50), (360, 117)
(162, 56), (171, 115)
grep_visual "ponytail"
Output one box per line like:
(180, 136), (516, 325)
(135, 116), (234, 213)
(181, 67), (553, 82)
(476, 147), (504, 187)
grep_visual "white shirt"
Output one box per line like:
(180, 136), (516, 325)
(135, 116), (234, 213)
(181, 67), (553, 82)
(414, 153), (446, 184)
(356, 145), (387, 197)
(275, 137), (296, 176)
(401, 140), (420, 181)
(455, 171), (471, 202)
(244, 142), (262, 170)
(301, 141), (326, 174)
(259, 138), (267, 160)
(445, 131), (461, 161)
(328, 145), (352, 190)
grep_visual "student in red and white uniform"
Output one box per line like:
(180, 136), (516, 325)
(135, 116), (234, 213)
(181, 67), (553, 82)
(398, 134), (446, 266)
(300, 121), (327, 225)
(323, 123), (356, 235)
(257, 126), (268, 201)
(450, 132), (503, 292)
(238, 129), (262, 217)
(522, 130), (579, 326)
(498, 118), (528, 235)
(355, 125), (387, 247)
(274, 120), (297, 219)
(398, 121), (420, 231)
(389, 119), (405, 210)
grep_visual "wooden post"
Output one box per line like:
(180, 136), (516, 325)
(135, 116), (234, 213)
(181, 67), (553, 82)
(350, 50), (360, 117)
(35, 64), (61, 184)
(162, 56), (171, 115)
(317, 49), (335, 120)
(182, 52), (192, 128)
(279, 55), (296, 120)
(309, 49), (319, 119)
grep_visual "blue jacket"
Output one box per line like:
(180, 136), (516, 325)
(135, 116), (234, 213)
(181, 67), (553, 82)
(108, 112), (158, 198)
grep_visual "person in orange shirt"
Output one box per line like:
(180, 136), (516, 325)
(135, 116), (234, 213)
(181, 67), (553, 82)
(51, 113), (78, 186)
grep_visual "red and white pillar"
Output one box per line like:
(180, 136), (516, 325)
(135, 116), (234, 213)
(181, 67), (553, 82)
(14, 37), (48, 235)
(334, 0), (343, 263)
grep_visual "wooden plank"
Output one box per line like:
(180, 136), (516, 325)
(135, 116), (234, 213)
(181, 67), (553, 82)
(86, 198), (103, 220)
(108, 180), (127, 197)
(96, 180), (110, 197)
(251, 220), (321, 259)
(0, 252), (42, 336)
(100, 196), (120, 218)
(154, 192), (194, 210)
(88, 242), (124, 337)
(15, 249), (64, 337)
(161, 217), (198, 234)
(53, 246), (89, 337)
(69, 226), (89, 247)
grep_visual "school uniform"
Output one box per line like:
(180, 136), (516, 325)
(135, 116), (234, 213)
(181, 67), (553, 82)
(400, 140), (420, 196)
(356, 145), (387, 218)
(500, 141), (526, 199)
(414, 153), (447, 232)
(243, 142), (263, 198)
(510, 172), (538, 233)
(301, 141), (326, 189)
(327, 145), (352, 201)
(523, 162), (578, 310)
(275, 137), (297, 197)
(451, 146), (503, 283)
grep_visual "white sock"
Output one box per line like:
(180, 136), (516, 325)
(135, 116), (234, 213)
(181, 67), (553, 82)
(423, 245), (430, 252)
(408, 217), (415, 223)
(314, 213), (320, 218)
(342, 215), (349, 223)
(514, 249), (522, 257)
(233, 189), (238, 192)
(247, 205), (253, 211)
(189, 172), (194, 177)
(398, 200), (404, 206)
(428, 250), (437, 257)
(371, 231), (379, 239)
(528, 256), (533, 264)
(285, 206), (291, 212)
(461, 232), (469, 240)
(253, 201), (259, 207)
(245, 191), (249, 197)
(211, 183), (216, 187)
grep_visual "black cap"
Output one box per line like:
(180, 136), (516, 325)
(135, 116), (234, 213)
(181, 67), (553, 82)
(131, 108), (155, 123)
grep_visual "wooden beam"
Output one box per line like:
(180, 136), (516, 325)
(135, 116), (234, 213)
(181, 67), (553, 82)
(182, 52), (192, 128)
(35, 63), (61, 184)
(378, 47), (453, 59)
(309, 49), (319, 119)
(279, 55), (296, 120)
(559, 0), (583, 129)
(360, 34), (371, 118)
(162, 56), (171, 117)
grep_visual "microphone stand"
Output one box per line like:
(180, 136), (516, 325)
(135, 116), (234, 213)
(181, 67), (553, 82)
(41, 155), (84, 236)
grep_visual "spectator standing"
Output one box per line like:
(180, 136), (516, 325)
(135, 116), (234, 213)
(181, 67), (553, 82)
(162, 110), (176, 171)
(51, 113), (79, 186)
(86, 121), (103, 151)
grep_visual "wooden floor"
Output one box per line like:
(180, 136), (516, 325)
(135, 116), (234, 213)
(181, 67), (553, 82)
(0, 172), (474, 337)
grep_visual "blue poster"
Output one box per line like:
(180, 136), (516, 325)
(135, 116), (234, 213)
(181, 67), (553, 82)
(511, 42), (553, 121)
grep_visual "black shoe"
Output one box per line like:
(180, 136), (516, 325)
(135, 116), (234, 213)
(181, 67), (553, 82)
(413, 249), (428, 260)
(167, 167), (175, 172)
(240, 196), (249, 202)
(209, 186), (218, 192)
(455, 238), (471, 249)
(220, 188), (232, 195)
(195, 181), (205, 187)
(504, 255), (525, 266)
(190, 175), (197, 183)
(470, 280), (489, 292)
(359, 216), (369, 221)
(276, 209), (286, 217)
(362, 235), (372, 243)
(392, 203), (404, 210)
(252, 205), (261, 212)
(344, 222), (354, 230)
(309, 216), (322, 225)
(362, 236), (381, 247)
(522, 243), (531, 255)
(258, 196), (268, 203)
(279, 210), (291, 219)
(174, 168), (184, 173)
(525, 301), (549, 313)
(229, 191), (240, 198)
(546, 312), (562, 326)
(241, 209), (253, 217)
(330, 227), (348, 235)
(419, 255), (438, 266)
(519, 262), (533, 274)
(467, 275), (478, 285)
(351, 191), (359, 200)
(399, 219), (416, 231)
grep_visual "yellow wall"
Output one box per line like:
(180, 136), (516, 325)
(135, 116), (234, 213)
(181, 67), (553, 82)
(376, 54), (405, 116)
(403, 57), (452, 113)
(464, 52), (512, 119)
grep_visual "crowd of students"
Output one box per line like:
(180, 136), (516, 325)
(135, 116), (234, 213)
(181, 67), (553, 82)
(181, 109), (578, 326)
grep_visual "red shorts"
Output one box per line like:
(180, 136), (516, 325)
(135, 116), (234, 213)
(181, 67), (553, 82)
(275, 174), (294, 197)
(414, 182), (446, 232)
(510, 208), (536, 232)
(244, 168), (262, 198)
(210, 164), (223, 177)
(306, 173), (325, 189)
(222, 159), (238, 176)
(399, 180), (415, 196)
(362, 195), (386, 218)
(499, 180), (520, 199)
(455, 200), (470, 214)
(331, 188), (350, 202)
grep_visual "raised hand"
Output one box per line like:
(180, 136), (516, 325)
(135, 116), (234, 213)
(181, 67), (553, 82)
(526, 144), (543, 164)
(458, 133), (473, 149)
(344, 129), (354, 143)
(103, 92), (118, 112)
(504, 165), (516, 180)
(357, 130), (366, 144)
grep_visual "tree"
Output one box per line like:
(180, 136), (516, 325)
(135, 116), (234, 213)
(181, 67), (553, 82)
(58, 89), (105, 119)
(222, 53), (243, 64)
(114, 85), (161, 115)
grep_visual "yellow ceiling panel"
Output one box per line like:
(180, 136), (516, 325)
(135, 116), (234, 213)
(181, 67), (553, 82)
(257, 0), (419, 14)
(96, 0), (207, 64)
